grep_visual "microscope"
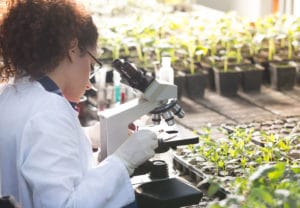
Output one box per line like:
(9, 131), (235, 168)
(98, 59), (203, 208)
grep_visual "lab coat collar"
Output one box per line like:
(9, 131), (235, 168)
(37, 76), (79, 112)
(37, 76), (63, 96)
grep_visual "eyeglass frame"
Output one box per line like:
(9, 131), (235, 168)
(86, 50), (103, 79)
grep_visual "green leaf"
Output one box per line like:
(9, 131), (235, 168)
(268, 163), (285, 182)
(291, 166), (300, 174)
(207, 182), (220, 197)
(250, 187), (274, 205)
(249, 164), (275, 183)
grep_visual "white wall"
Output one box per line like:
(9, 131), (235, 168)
(195, 0), (232, 12)
(196, 0), (273, 19)
(230, 0), (262, 20)
(294, 0), (300, 15)
(279, 0), (300, 15)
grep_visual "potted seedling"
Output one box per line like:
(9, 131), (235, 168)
(181, 37), (208, 99)
(251, 15), (278, 83)
(266, 18), (299, 90)
(267, 30), (297, 90)
(213, 36), (242, 96)
(201, 34), (222, 91)
(233, 37), (264, 92)
(194, 37), (213, 88)
(270, 15), (299, 61)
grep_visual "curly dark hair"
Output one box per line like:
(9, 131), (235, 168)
(0, 0), (98, 81)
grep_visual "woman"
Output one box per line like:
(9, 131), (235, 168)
(0, 1), (158, 208)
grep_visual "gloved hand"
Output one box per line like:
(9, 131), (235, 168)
(113, 129), (158, 175)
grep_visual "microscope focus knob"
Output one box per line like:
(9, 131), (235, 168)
(149, 160), (169, 180)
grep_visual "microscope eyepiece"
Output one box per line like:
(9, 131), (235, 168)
(112, 59), (154, 92)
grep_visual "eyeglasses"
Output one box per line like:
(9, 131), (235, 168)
(86, 50), (103, 80)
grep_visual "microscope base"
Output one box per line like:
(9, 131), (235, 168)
(135, 177), (203, 208)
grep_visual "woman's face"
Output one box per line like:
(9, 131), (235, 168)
(63, 47), (97, 103)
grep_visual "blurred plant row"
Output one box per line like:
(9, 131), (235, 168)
(95, 11), (300, 75)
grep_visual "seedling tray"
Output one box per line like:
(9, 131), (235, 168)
(173, 152), (229, 200)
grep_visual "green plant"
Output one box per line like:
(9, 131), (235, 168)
(209, 163), (300, 208)
(283, 17), (300, 59)
(181, 37), (197, 74)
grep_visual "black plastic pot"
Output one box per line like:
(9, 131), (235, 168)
(213, 67), (241, 96)
(236, 64), (264, 92)
(295, 61), (300, 84)
(174, 72), (186, 100)
(269, 61), (296, 90)
(185, 72), (207, 99)
(198, 62), (215, 90)
(253, 56), (270, 84)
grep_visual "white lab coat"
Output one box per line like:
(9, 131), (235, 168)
(0, 77), (135, 208)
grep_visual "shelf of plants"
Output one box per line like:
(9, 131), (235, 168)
(90, 0), (300, 98)
(173, 116), (300, 207)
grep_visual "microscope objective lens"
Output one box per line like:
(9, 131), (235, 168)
(172, 104), (185, 118)
(152, 114), (161, 125)
(162, 111), (175, 126)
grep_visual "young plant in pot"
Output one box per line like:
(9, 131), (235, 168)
(213, 37), (242, 97)
(201, 34), (220, 90)
(194, 37), (213, 88)
(265, 22), (297, 90)
(276, 18), (300, 62)
(181, 38), (208, 99)
(233, 39), (264, 92)
(251, 15), (278, 83)
(283, 20), (300, 84)
(251, 33), (277, 84)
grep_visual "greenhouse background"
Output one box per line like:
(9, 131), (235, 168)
(79, 1), (300, 207)
(1, 0), (300, 207)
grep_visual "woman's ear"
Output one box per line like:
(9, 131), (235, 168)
(67, 39), (79, 62)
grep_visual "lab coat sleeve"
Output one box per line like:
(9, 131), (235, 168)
(20, 110), (134, 208)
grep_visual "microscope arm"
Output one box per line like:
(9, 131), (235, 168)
(98, 98), (160, 161)
(98, 59), (185, 161)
